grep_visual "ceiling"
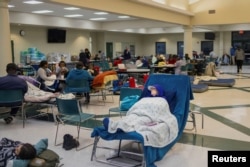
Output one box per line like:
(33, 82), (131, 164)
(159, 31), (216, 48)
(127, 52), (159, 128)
(8, 0), (246, 34)
(8, 0), (186, 34)
(8, 0), (138, 22)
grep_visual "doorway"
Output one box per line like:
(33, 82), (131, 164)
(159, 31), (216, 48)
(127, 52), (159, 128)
(177, 41), (184, 58)
(201, 41), (213, 55)
(106, 42), (113, 60)
(155, 42), (166, 55)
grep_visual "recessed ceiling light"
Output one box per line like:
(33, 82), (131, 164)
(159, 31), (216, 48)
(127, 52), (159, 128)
(118, 16), (130, 19)
(32, 10), (53, 14)
(94, 12), (108, 15)
(23, 1), (43, 5)
(8, 5), (15, 8)
(89, 18), (107, 21)
(152, 0), (165, 4)
(64, 14), (83, 18)
(64, 7), (80, 10)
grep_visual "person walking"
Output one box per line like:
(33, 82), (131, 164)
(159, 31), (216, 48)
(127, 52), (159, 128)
(230, 46), (236, 65)
(235, 46), (245, 73)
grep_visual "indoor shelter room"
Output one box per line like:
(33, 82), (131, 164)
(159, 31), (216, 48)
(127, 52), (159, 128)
(0, 0), (250, 167)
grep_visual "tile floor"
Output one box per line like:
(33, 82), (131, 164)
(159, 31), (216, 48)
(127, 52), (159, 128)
(0, 65), (250, 167)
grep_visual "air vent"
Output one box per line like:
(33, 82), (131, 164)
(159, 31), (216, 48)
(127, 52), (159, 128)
(208, 10), (216, 14)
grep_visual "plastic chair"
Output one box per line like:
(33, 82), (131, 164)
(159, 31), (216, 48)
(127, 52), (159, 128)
(109, 87), (143, 117)
(92, 74), (118, 105)
(64, 79), (90, 94)
(186, 63), (197, 76)
(54, 98), (96, 150)
(91, 74), (194, 167)
(180, 64), (188, 75)
(0, 89), (24, 126)
(186, 110), (204, 132)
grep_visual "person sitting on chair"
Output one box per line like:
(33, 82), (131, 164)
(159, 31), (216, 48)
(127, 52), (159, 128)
(66, 61), (94, 104)
(36, 60), (59, 92)
(102, 84), (178, 147)
(0, 137), (36, 167)
(56, 61), (69, 79)
(0, 63), (28, 124)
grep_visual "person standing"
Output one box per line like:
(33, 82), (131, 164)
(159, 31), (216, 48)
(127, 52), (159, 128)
(84, 48), (92, 60)
(122, 47), (131, 64)
(230, 46), (236, 65)
(79, 49), (89, 67)
(0, 63), (28, 124)
(235, 46), (245, 73)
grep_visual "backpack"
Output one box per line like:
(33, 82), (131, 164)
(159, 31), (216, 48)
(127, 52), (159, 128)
(29, 149), (60, 167)
(62, 134), (79, 150)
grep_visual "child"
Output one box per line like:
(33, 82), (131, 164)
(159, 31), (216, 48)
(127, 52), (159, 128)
(56, 61), (69, 78)
(147, 84), (165, 98)
(0, 138), (36, 167)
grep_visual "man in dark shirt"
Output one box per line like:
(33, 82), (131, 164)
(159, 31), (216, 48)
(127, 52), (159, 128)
(79, 49), (89, 67)
(123, 47), (131, 60)
(0, 63), (28, 124)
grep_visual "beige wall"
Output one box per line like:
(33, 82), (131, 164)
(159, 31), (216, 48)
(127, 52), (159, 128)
(191, 0), (250, 25)
(10, 25), (91, 63)
(10, 25), (233, 64)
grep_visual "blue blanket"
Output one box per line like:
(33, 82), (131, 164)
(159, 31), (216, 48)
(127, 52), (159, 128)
(91, 74), (193, 167)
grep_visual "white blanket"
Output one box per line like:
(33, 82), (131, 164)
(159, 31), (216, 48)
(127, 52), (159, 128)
(108, 97), (178, 148)
(24, 82), (59, 102)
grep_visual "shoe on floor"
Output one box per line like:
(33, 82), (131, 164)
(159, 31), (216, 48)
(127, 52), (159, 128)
(4, 116), (14, 124)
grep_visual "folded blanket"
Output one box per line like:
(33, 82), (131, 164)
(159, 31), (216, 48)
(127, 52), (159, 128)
(92, 71), (117, 87)
(193, 76), (217, 85)
(108, 97), (178, 148)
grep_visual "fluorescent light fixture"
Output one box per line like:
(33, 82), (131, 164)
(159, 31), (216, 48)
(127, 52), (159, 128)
(109, 30), (119, 32)
(23, 0), (43, 4)
(64, 14), (83, 17)
(118, 16), (130, 19)
(8, 5), (15, 8)
(189, 0), (200, 4)
(64, 7), (80, 10)
(94, 12), (108, 15)
(89, 18), (107, 21)
(32, 10), (53, 14)
(152, 0), (166, 4)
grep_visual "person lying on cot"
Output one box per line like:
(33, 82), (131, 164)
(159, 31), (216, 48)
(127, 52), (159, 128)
(102, 84), (178, 147)
(0, 138), (36, 167)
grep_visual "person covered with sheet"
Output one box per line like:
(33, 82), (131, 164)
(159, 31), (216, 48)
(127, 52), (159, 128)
(103, 84), (178, 148)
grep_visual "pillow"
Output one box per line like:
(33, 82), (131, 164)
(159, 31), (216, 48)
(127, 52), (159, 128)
(34, 138), (48, 155)
(12, 139), (48, 167)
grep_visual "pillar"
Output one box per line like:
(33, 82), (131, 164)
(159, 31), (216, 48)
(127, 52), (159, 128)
(219, 31), (224, 57)
(183, 26), (193, 59)
(0, 0), (11, 75)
